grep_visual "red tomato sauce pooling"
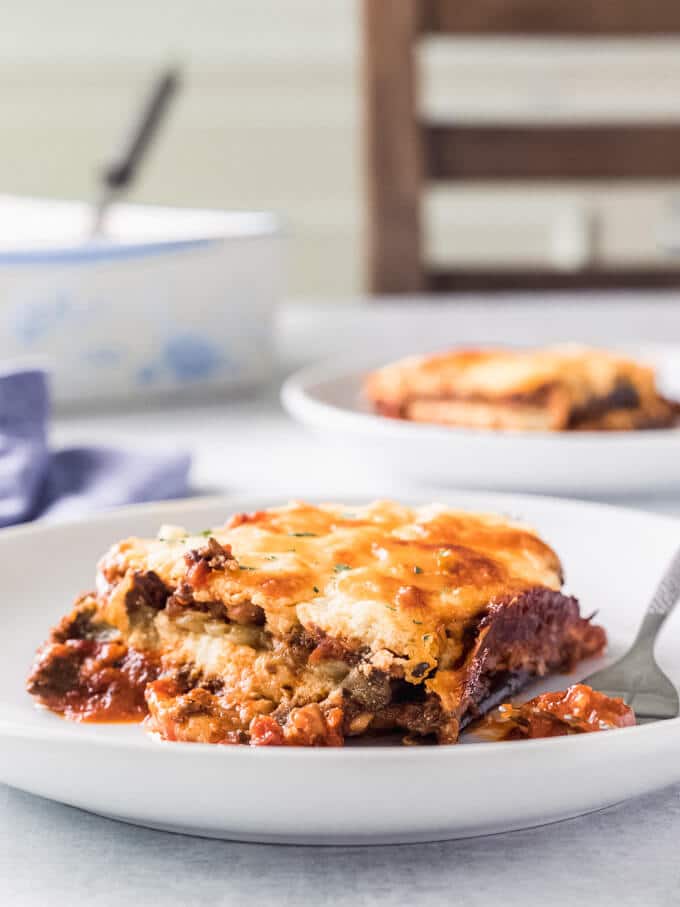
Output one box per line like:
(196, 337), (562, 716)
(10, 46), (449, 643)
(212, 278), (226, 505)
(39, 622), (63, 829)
(27, 639), (160, 723)
(473, 684), (635, 740)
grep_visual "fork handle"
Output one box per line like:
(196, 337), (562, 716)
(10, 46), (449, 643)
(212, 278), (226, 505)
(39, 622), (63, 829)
(634, 547), (680, 649)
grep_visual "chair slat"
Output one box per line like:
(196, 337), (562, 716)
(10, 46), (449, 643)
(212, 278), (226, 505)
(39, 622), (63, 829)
(422, 0), (680, 35)
(427, 268), (680, 292)
(426, 124), (680, 181)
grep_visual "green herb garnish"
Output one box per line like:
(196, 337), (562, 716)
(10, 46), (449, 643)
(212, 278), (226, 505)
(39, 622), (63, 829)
(412, 620), (423, 626)
(289, 532), (318, 537)
(385, 604), (396, 612)
(198, 529), (213, 537)
(313, 585), (320, 594)
(413, 566), (424, 574)
(239, 565), (257, 571)
(334, 563), (352, 573)
(422, 634), (432, 642)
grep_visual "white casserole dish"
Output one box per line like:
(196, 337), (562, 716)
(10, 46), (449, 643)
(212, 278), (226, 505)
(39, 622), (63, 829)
(0, 196), (281, 407)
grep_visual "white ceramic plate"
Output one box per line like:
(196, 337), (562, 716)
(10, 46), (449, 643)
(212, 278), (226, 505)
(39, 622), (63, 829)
(281, 343), (680, 494)
(2, 492), (680, 844)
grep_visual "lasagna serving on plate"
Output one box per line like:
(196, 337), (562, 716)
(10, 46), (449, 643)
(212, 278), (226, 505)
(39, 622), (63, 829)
(364, 345), (679, 432)
(27, 500), (614, 746)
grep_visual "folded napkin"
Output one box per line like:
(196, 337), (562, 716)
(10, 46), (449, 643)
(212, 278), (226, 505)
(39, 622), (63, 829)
(0, 369), (191, 526)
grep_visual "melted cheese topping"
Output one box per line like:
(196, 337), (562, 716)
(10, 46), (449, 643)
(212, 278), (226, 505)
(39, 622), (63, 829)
(364, 344), (660, 408)
(97, 500), (562, 680)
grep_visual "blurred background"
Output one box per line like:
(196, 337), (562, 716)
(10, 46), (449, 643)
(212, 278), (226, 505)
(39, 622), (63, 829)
(6, 0), (680, 300)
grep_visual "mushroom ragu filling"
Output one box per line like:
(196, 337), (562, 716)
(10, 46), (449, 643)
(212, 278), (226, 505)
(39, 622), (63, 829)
(27, 574), (605, 745)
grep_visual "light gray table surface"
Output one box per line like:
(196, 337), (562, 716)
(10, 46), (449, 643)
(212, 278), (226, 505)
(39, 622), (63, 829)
(2, 784), (680, 907)
(4, 296), (680, 906)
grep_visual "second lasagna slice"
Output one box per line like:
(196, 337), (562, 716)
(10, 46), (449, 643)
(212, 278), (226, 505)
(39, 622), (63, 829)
(364, 345), (678, 431)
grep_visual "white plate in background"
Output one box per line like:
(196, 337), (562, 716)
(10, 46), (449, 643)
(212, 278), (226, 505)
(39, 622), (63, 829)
(1, 492), (680, 844)
(282, 343), (680, 495)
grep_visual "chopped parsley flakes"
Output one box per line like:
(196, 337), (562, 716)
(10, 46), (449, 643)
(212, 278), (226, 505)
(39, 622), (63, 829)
(334, 563), (352, 573)
(413, 566), (424, 574)
(313, 585), (320, 594)
(289, 532), (318, 537)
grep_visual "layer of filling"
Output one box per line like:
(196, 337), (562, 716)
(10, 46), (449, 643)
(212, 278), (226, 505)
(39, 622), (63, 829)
(372, 380), (678, 432)
(27, 559), (606, 745)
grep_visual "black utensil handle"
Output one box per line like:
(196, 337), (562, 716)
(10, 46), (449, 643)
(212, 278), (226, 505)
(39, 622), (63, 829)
(102, 67), (181, 190)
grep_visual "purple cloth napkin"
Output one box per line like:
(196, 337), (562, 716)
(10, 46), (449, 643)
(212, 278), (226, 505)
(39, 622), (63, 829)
(0, 369), (191, 526)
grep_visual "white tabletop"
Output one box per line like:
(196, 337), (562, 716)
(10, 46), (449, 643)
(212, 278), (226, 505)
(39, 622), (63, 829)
(5, 293), (680, 905)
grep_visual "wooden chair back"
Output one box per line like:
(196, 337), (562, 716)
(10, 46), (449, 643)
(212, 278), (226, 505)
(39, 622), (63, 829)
(362, 0), (680, 293)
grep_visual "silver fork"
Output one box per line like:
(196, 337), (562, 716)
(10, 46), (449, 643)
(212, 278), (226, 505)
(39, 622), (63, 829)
(584, 547), (680, 725)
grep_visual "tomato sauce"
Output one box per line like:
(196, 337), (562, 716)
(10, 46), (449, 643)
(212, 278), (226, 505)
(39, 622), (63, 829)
(473, 683), (635, 740)
(27, 639), (160, 723)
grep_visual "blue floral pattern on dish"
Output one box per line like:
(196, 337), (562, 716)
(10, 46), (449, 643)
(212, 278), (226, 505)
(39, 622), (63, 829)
(13, 293), (75, 345)
(162, 334), (225, 381)
(134, 333), (231, 386)
(12, 293), (245, 389)
(81, 347), (124, 368)
(136, 364), (160, 386)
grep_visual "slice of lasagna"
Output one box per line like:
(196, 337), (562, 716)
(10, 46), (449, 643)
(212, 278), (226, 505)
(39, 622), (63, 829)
(364, 345), (678, 432)
(27, 500), (605, 746)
